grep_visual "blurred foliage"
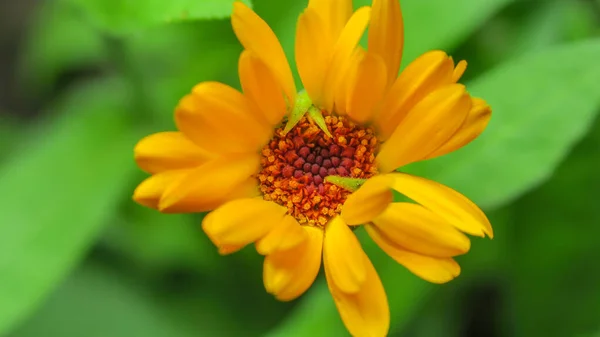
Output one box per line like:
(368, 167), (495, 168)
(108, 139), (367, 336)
(1, 0), (599, 336)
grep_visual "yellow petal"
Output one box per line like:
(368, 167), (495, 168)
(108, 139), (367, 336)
(333, 48), (361, 116)
(345, 51), (388, 124)
(452, 60), (467, 83)
(218, 244), (245, 255)
(134, 132), (213, 174)
(159, 154), (260, 212)
(256, 215), (307, 255)
(238, 50), (287, 126)
(175, 82), (271, 154)
(321, 6), (371, 112)
(341, 175), (393, 225)
(389, 173), (493, 238)
(323, 216), (367, 293)
(263, 226), (323, 301)
(368, 0), (404, 87)
(375, 51), (455, 140)
(202, 198), (287, 248)
(295, 8), (333, 105)
(372, 203), (471, 257)
(426, 97), (492, 159)
(376, 84), (472, 173)
(133, 170), (190, 210)
(367, 225), (461, 284)
(308, 0), (352, 40)
(232, 2), (296, 106)
(325, 243), (389, 337)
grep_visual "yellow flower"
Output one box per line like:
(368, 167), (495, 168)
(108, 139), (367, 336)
(133, 0), (493, 336)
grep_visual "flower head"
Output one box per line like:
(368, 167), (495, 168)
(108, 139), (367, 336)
(133, 0), (493, 336)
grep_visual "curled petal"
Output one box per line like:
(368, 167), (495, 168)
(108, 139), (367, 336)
(175, 82), (271, 154)
(256, 215), (307, 255)
(368, 0), (404, 87)
(202, 198), (287, 248)
(372, 203), (471, 257)
(263, 226), (323, 301)
(341, 175), (393, 225)
(323, 217), (367, 293)
(389, 173), (493, 238)
(376, 84), (471, 173)
(367, 225), (461, 284)
(426, 97), (492, 159)
(325, 242), (390, 337)
(375, 51), (455, 140)
(232, 2), (296, 106)
(239, 51), (287, 126)
(159, 154), (260, 213)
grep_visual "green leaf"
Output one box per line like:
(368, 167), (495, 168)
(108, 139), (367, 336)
(0, 79), (139, 334)
(64, 0), (252, 35)
(401, 0), (514, 63)
(8, 261), (230, 337)
(413, 39), (600, 209)
(510, 118), (600, 337)
(123, 21), (242, 126)
(101, 209), (220, 275)
(18, 0), (105, 94)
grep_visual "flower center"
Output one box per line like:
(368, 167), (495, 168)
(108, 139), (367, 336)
(258, 113), (379, 227)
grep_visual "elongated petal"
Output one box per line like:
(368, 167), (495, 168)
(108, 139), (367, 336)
(333, 48), (361, 115)
(238, 50), (287, 126)
(232, 2), (296, 106)
(321, 7), (371, 112)
(264, 226), (323, 301)
(325, 243), (389, 337)
(134, 132), (213, 174)
(375, 51), (455, 140)
(452, 60), (467, 82)
(133, 170), (190, 210)
(162, 177), (261, 214)
(376, 84), (471, 172)
(345, 51), (388, 124)
(159, 154), (260, 212)
(341, 175), (393, 225)
(256, 215), (307, 255)
(175, 82), (271, 154)
(308, 0), (353, 39)
(389, 173), (493, 238)
(426, 97), (492, 159)
(367, 225), (461, 283)
(202, 198), (287, 248)
(373, 203), (471, 257)
(296, 8), (331, 104)
(323, 217), (367, 293)
(368, 0), (404, 87)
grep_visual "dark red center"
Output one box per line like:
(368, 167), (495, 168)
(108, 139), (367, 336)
(258, 114), (379, 226)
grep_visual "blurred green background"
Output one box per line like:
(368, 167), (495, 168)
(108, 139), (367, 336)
(1, 0), (600, 336)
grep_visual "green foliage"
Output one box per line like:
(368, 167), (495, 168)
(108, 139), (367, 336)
(511, 117), (600, 337)
(18, 1), (106, 94)
(0, 79), (140, 333)
(63, 0), (252, 35)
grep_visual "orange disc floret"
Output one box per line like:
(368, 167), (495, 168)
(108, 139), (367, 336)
(258, 114), (379, 227)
